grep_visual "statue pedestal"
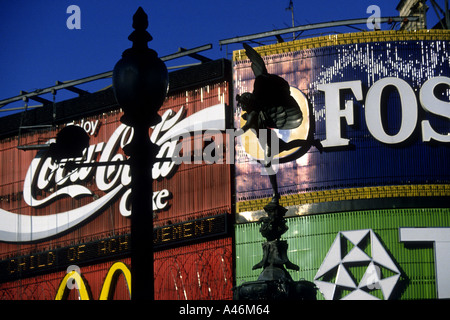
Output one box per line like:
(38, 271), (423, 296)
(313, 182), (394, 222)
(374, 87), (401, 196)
(233, 202), (317, 300)
(233, 278), (317, 300)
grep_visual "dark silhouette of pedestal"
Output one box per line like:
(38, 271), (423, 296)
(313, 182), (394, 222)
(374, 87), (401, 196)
(233, 202), (317, 300)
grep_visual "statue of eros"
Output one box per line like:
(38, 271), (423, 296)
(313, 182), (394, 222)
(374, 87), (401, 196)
(236, 43), (322, 205)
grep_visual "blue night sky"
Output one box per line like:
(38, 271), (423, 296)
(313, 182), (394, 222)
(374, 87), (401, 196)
(0, 0), (442, 115)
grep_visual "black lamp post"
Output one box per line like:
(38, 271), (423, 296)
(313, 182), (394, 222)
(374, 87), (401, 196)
(112, 7), (169, 300)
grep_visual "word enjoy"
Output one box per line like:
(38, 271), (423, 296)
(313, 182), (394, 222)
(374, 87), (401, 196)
(66, 119), (100, 136)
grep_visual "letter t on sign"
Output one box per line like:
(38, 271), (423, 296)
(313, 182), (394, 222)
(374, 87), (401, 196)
(399, 227), (450, 299)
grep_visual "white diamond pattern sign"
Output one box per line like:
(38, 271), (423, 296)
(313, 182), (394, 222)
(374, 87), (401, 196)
(314, 229), (401, 300)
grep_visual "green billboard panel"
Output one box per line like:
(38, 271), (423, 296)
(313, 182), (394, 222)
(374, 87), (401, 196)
(235, 208), (450, 300)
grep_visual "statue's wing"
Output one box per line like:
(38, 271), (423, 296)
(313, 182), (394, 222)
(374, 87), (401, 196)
(243, 43), (267, 77)
(243, 43), (303, 130)
(253, 74), (303, 130)
(265, 97), (303, 130)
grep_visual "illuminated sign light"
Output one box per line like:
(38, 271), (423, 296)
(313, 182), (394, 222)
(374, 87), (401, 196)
(0, 214), (228, 283)
(153, 214), (228, 249)
(55, 261), (131, 300)
(55, 269), (92, 300)
(236, 184), (450, 218)
(0, 234), (130, 283)
(0, 103), (227, 243)
(319, 76), (450, 147)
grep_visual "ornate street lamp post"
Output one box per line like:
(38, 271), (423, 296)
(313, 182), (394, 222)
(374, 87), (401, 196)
(112, 7), (169, 300)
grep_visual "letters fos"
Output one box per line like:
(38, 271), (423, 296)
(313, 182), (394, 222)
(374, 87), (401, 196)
(319, 76), (450, 147)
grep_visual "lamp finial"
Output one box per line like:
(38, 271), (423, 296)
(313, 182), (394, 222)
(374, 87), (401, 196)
(128, 7), (153, 50)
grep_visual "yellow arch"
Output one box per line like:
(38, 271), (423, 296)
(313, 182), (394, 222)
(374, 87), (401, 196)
(55, 270), (92, 300)
(99, 261), (132, 300)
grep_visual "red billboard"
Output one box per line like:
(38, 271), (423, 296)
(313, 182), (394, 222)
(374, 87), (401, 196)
(0, 59), (233, 299)
(0, 237), (232, 300)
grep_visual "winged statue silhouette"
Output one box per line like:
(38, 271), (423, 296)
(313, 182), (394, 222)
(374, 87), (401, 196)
(236, 43), (322, 205)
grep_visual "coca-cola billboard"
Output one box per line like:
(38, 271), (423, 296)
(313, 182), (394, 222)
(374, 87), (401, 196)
(0, 83), (232, 244)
